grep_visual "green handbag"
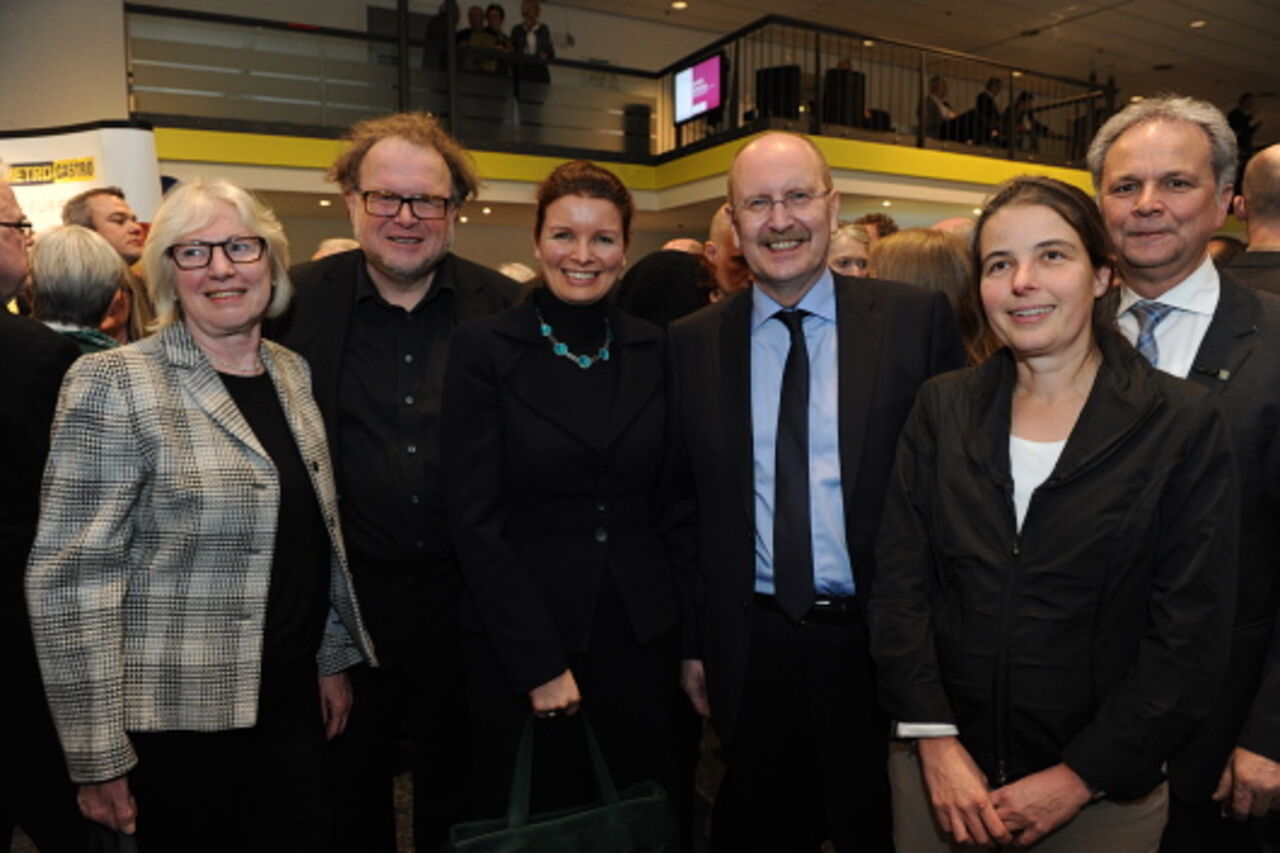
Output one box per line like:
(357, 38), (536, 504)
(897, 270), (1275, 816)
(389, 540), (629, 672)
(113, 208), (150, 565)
(444, 712), (679, 852)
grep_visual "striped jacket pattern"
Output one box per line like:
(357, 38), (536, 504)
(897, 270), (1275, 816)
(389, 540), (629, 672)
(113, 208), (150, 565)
(26, 321), (376, 784)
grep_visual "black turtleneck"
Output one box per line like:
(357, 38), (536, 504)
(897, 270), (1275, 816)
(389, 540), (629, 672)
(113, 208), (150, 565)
(532, 287), (618, 446)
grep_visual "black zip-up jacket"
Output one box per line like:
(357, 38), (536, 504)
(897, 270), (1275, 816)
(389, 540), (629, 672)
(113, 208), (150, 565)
(869, 330), (1239, 799)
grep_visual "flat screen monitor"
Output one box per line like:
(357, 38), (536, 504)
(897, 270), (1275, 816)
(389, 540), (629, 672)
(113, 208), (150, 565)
(674, 54), (724, 125)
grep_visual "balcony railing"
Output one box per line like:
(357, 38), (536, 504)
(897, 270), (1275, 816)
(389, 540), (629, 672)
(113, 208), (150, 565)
(125, 5), (1114, 168)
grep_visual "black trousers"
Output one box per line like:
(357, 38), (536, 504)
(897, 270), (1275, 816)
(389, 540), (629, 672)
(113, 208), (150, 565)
(4, 643), (94, 853)
(128, 662), (330, 853)
(329, 568), (470, 853)
(1160, 794), (1279, 853)
(710, 597), (892, 853)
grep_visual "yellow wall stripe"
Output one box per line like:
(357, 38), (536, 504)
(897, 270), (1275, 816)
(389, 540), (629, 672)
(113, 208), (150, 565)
(155, 128), (1091, 194)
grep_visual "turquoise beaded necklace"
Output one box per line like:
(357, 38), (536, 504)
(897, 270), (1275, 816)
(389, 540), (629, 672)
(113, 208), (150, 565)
(535, 307), (613, 369)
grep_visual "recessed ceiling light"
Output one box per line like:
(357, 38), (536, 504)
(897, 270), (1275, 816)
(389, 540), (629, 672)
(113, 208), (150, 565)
(972, 208), (983, 216)
(1130, 95), (1144, 103)
(1011, 70), (1024, 78)
(318, 199), (332, 207)
(482, 207), (492, 215)
(881, 200), (892, 208)
(670, 0), (687, 9)
(862, 39), (875, 47)
(459, 215), (469, 223)
(1189, 19), (1207, 28)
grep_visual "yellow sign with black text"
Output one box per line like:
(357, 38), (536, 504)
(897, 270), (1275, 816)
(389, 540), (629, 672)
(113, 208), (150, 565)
(6, 157), (96, 186)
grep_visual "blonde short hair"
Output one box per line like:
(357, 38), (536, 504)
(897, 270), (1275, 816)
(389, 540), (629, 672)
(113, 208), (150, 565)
(142, 178), (292, 331)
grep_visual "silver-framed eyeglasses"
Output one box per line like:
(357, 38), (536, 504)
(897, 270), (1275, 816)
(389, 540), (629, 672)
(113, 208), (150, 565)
(734, 188), (831, 218)
(167, 236), (268, 270)
(361, 190), (452, 220)
(0, 219), (34, 238)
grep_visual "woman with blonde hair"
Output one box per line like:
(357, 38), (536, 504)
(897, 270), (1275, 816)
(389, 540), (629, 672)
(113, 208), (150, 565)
(27, 178), (374, 852)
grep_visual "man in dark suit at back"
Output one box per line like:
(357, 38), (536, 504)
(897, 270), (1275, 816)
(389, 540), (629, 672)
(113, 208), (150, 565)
(1087, 94), (1280, 852)
(665, 132), (964, 851)
(269, 113), (520, 853)
(1229, 143), (1280, 294)
(0, 176), (91, 851)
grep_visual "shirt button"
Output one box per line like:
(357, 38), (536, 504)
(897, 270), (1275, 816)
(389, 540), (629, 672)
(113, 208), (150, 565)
(403, 354), (414, 364)
(410, 494), (420, 505)
(414, 540), (424, 549)
(594, 526), (608, 543)
(596, 499), (606, 511)
(407, 444), (417, 454)
(404, 395), (414, 405)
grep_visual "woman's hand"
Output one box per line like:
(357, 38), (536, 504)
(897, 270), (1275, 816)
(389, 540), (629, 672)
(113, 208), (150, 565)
(990, 762), (1092, 846)
(916, 735), (1011, 847)
(318, 672), (354, 740)
(77, 777), (137, 834)
(529, 669), (580, 718)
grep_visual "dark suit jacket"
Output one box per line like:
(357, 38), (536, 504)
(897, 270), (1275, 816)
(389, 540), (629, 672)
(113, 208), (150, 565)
(664, 277), (965, 740)
(1224, 250), (1280, 295)
(1168, 273), (1280, 801)
(268, 249), (521, 453)
(1, 313), (78, 643)
(442, 298), (679, 693)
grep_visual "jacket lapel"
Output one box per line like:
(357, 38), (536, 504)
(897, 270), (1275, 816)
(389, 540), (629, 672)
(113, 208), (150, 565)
(603, 308), (662, 449)
(718, 292), (755, 526)
(835, 277), (883, 520)
(159, 323), (268, 461)
(262, 342), (340, 513)
(1187, 273), (1260, 393)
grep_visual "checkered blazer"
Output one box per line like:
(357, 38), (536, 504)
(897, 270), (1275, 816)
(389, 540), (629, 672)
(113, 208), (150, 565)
(26, 321), (376, 784)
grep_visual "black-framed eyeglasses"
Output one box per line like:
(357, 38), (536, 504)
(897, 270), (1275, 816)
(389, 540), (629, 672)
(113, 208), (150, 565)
(167, 236), (268, 270)
(361, 190), (452, 220)
(734, 188), (832, 218)
(0, 219), (34, 239)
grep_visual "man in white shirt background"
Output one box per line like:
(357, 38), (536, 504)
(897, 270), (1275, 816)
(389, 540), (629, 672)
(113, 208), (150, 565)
(1088, 93), (1280, 853)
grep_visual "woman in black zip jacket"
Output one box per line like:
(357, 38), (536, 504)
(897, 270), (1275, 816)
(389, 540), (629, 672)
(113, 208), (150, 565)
(869, 176), (1239, 852)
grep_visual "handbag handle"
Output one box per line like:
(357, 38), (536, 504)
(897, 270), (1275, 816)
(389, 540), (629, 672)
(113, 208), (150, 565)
(506, 710), (620, 828)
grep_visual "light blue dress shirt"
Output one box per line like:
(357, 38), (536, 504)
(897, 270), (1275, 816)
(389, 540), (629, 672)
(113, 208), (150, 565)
(750, 271), (855, 597)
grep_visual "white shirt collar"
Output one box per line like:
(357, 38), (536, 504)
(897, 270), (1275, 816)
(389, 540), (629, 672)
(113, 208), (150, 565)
(1118, 254), (1219, 318)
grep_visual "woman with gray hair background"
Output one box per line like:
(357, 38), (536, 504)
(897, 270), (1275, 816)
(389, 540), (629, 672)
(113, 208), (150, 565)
(27, 177), (374, 852)
(30, 224), (129, 354)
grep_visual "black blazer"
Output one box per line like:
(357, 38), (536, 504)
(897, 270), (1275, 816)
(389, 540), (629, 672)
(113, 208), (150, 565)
(443, 298), (680, 694)
(1168, 273), (1280, 800)
(664, 276), (965, 740)
(1, 315), (78, 622)
(268, 249), (522, 451)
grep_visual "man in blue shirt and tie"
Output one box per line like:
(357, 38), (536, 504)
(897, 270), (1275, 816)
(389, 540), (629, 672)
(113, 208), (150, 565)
(664, 132), (964, 851)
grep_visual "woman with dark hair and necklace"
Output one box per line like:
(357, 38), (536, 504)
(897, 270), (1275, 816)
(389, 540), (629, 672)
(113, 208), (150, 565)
(443, 160), (685, 823)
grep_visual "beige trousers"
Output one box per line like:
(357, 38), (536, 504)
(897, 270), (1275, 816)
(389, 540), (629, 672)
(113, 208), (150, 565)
(888, 741), (1168, 853)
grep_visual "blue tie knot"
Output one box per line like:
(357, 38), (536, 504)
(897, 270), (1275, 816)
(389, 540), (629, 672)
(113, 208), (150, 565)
(1128, 301), (1176, 366)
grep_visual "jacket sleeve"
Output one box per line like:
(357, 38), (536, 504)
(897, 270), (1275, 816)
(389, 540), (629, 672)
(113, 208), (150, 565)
(926, 289), (967, 377)
(869, 380), (957, 724)
(659, 330), (703, 660)
(25, 356), (144, 784)
(442, 322), (568, 694)
(1061, 395), (1239, 798)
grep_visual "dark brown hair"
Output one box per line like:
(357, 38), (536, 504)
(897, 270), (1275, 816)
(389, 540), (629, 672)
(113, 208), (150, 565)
(327, 112), (478, 203)
(963, 175), (1120, 363)
(534, 160), (634, 247)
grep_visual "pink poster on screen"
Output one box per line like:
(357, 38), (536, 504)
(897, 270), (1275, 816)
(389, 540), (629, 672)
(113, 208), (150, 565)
(675, 56), (721, 123)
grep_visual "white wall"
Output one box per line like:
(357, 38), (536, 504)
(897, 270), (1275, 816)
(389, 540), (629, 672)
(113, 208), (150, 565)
(135, 0), (720, 71)
(0, 0), (130, 131)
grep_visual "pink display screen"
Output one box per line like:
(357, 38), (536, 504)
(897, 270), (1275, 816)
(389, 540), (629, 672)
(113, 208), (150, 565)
(674, 55), (722, 124)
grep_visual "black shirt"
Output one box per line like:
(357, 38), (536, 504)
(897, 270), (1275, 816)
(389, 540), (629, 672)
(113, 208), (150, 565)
(336, 261), (457, 571)
(220, 371), (329, 706)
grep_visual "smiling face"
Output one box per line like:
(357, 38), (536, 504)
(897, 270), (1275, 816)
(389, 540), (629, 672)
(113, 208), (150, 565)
(345, 136), (458, 296)
(979, 203), (1110, 362)
(535, 194), (626, 305)
(728, 134), (838, 306)
(173, 204), (272, 342)
(1098, 118), (1231, 298)
(88, 193), (145, 264)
